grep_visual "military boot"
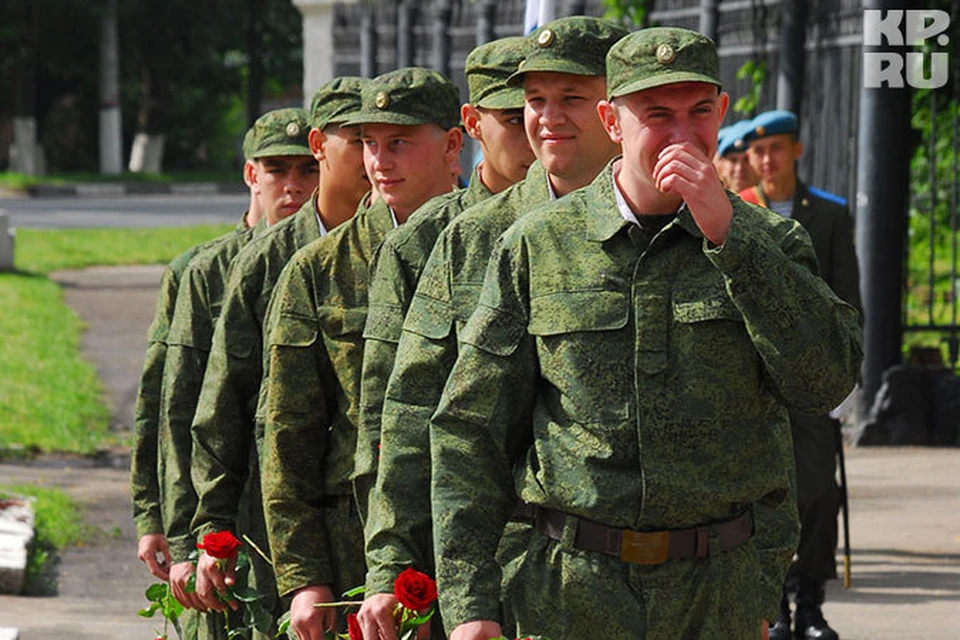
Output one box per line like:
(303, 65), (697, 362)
(768, 592), (792, 640)
(794, 580), (839, 640)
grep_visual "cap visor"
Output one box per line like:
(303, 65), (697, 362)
(340, 111), (435, 128)
(250, 144), (313, 159)
(610, 72), (720, 98)
(475, 88), (526, 110)
(506, 58), (602, 86)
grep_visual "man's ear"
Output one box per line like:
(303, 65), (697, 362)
(461, 104), (482, 141)
(308, 127), (327, 162)
(443, 126), (465, 162)
(793, 139), (804, 161)
(717, 91), (730, 123)
(597, 100), (621, 144)
(243, 160), (258, 191)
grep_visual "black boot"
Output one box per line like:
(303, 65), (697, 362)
(768, 592), (792, 640)
(794, 580), (839, 640)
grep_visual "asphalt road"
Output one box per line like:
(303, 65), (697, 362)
(0, 194), (248, 229)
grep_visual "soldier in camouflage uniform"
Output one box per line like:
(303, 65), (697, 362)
(258, 67), (462, 639)
(158, 109), (312, 632)
(355, 17), (625, 640)
(131, 126), (266, 583)
(429, 27), (863, 640)
(190, 79), (369, 614)
(353, 36), (534, 640)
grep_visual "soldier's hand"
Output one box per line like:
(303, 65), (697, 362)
(450, 620), (501, 640)
(289, 584), (336, 640)
(653, 141), (732, 245)
(169, 561), (205, 611)
(137, 532), (171, 581)
(195, 551), (238, 612)
(357, 592), (401, 640)
(762, 619), (770, 640)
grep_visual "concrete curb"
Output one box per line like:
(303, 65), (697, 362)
(0, 496), (34, 596)
(23, 182), (246, 198)
(0, 627), (19, 640)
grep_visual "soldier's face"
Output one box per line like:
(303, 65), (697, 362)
(718, 150), (759, 193)
(746, 133), (802, 188)
(361, 122), (462, 221)
(523, 72), (620, 184)
(249, 155), (318, 225)
(319, 125), (369, 207)
(473, 107), (535, 191)
(603, 82), (726, 193)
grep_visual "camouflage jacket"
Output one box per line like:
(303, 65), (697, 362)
(353, 169), (493, 521)
(158, 221), (262, 562)
(130, 218), (246, 538)
(190, 198), (325, 540)
(363, 162), (549, 594)
(259, 197), (394, 597)
(429, 161), (863, 628)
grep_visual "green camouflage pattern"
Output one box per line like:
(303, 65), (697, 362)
(361, 162), (550, 598)
(245, 107), (311, 160)
(353, 168), (494, 523)
(190, 196), (327, 542)
(130, 219), (246, 538)
(341, 67), (461, 131)
(310, 76), (367, 130)
(429, 161), (863, 633)
(259, 197), (394, 598)
(506, 16), (627, 85)
(606, 27), (721, 98)
(466, 37), (530, 109)
(158, 222), (261, 563)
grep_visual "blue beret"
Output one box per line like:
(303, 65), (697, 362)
(742, 109), (798, 142)
(717, 119), (754, 156)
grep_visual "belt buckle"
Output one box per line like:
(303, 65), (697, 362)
(619, 529), (670, 565)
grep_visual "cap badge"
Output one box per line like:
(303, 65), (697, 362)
(375, 91), (390, 109)
(285, 122), (301, 138)
(755, 125), (766, 136)
(733, 139), (745, 150)
(655, 43), (676, 64)
(537, 29), (555, 47)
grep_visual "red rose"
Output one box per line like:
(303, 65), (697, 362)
(347, 612), (363, 640)
(196, 531), (242, 559)
(393, 568), (437, 611)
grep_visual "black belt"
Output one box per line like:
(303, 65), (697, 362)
(528, 504), (753, 565)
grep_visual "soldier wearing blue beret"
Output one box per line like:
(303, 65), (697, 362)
(741, 109), (862, 640)
(714, 118), (758, 193)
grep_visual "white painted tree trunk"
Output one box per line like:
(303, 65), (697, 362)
(10, 117), (43, 176)
(128, 133), (166, 173)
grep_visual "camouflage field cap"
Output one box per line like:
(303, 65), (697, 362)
(245, 107), (312, 160)
(466, 36), (530, 109)
(310, 76), (367, 130)
(607, 27), (720, 98)
(341, 67), (461, 130)
(506, 16), (628, 86)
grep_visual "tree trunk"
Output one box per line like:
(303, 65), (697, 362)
(99, 0), (123, 175)
(128, 63), (170, 173)
(12, 1), (42, 176)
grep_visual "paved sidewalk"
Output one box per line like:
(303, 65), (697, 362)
(819, 446), (960, 639)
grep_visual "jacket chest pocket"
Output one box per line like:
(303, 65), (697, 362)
(528, 290), (631, 423)
(671, 287), (755, 384)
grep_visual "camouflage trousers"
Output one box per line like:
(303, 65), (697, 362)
(501, 527), (765, 640)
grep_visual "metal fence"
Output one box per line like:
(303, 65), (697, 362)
(328, 0), (959, 369)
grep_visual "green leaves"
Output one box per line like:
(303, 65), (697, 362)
(138, 582), (184, 640)
(733, 60), (766, 116)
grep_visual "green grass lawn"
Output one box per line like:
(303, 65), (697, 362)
(0, 170), (237, 191)
(0, 225), (233, 456)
